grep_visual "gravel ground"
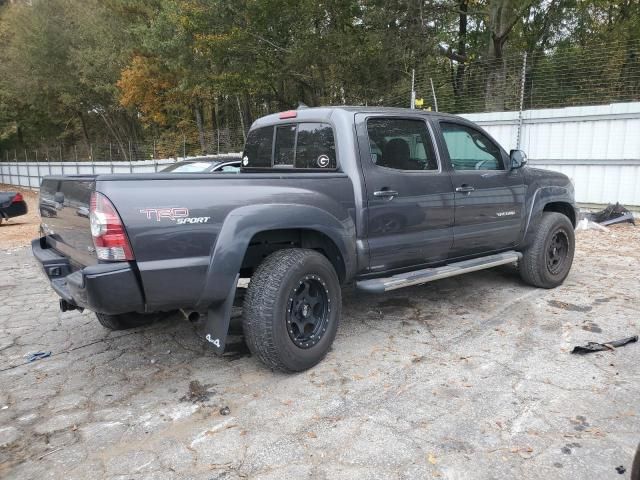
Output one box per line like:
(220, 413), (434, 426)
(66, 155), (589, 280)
(0, 221), (638, 479)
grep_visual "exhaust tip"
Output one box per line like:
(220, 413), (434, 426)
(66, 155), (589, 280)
(59, 299), (81, 313)
(181, 309), (201, 323)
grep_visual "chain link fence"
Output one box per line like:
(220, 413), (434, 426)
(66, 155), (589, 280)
(1, 40), (639, 165)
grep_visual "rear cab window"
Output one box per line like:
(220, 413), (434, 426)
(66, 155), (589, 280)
(243, 122), (336, 170)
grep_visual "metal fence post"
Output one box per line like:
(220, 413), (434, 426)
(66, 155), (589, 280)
(410, 68), (416, 109)
(516, 52), (528, 150)
(129, 141), (133, 172)
(1, 151), (6, 185)
(430, 78), (438, 112)
(35, 150), (41, 187)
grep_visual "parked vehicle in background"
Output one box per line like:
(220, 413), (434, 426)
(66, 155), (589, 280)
(161, 157), (241, 174)
(32, 107), (577, 372)
(0, 191), (28, 224)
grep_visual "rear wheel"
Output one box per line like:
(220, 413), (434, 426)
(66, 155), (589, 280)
(243, 248), (341, 372)
(519, 212), (575, 288)
(95, 311), (172, 330)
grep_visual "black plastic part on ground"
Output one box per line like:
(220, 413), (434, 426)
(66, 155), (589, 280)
(586, 203), (636, 226)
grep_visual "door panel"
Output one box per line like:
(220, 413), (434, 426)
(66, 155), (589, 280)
(438, 121), (525, 257)
(355, 114), (455, 272)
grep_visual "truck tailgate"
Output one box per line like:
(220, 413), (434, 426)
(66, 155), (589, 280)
(40, 176), (98, 267)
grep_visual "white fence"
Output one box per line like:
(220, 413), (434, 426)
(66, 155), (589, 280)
(0, 155), (240, 190)
(2, 102), (640, 206)
(463, 102), (640, 206)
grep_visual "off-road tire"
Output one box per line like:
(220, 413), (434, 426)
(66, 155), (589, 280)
(519, 212), (575, 288)
(243, 248), (341, 372)
(95, 311), (172, 330)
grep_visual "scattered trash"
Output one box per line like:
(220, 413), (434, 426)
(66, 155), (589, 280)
(25, 351), (52, 363)
(571, 336), (638, 355)
(1, 405), (8, 410)
(586, 203), (635, 226)
(180, 380), (210, 403)
(576, 218), (609, 232)
(219, 406), (231, 416)
(615, 465), (626, 474)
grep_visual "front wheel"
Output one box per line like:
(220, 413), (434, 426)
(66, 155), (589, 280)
(242, 249), (341, 372)
(519, 212), (575, 288)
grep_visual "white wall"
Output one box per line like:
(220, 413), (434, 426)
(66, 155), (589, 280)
(2, 103), (640, 205)
(462, 102), (640, 206)
(0, 155), (240, 190)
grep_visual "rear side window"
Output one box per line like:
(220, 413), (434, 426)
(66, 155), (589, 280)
(366, 118), (438, 171)
(243, 122), (336, 170)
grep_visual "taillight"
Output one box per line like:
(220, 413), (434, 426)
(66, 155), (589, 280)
(12, 193), (23, 203)
(89, 192), (134, 261)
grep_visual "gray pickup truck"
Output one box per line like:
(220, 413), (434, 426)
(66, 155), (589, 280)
(33, 107), (577, 372)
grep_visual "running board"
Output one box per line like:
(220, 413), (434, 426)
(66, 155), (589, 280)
(356, 251), (522, 294)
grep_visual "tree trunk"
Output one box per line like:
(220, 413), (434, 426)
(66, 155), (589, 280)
(485, 0), (522, 111)
(77, 111), (91, 150)
(194, 99), (207, 154)
(453, 0), (468, 98)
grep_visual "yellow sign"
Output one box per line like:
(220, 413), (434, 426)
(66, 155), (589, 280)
(415, 98), (424, 107)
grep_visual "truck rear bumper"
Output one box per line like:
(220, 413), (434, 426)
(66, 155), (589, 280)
(32, 238), (145, 315)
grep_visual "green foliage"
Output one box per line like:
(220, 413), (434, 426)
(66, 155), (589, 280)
(0, 0), (638, 154)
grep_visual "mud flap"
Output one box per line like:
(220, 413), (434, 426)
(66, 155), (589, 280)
(202, 274), (239, 355)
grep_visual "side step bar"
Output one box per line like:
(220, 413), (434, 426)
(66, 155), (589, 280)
(356, 251), (522, 294)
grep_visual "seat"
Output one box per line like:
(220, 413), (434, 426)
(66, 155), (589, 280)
(382, 138), (412, 170)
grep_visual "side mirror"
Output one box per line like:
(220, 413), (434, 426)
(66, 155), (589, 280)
(510, 149), (528, 169)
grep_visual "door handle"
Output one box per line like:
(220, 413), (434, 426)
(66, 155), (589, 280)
(374, 190), (399, 199)
(455, 185), (475, 193)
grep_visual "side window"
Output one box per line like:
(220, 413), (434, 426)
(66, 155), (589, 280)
(243, 126), (273, 167)
(295, 123), (336, 169)
(366, 118), (438, 171)
(440, 122), (504, 171)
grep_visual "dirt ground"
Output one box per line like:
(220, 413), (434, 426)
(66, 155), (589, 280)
(0, 211), (638, 479)
(0, 185), (40, 249)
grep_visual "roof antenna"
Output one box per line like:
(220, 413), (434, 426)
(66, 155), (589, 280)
(297, 101), (309, 109)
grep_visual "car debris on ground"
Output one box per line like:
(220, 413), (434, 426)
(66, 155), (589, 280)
(586, 203), (636, 226)
(571, 335), (638, 354)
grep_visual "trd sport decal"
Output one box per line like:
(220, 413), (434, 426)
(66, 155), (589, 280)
(139, 207), (211, 224)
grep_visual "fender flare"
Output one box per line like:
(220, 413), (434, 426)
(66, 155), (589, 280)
(522, 186), (574, 244)
(194, 203), (357, 310)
